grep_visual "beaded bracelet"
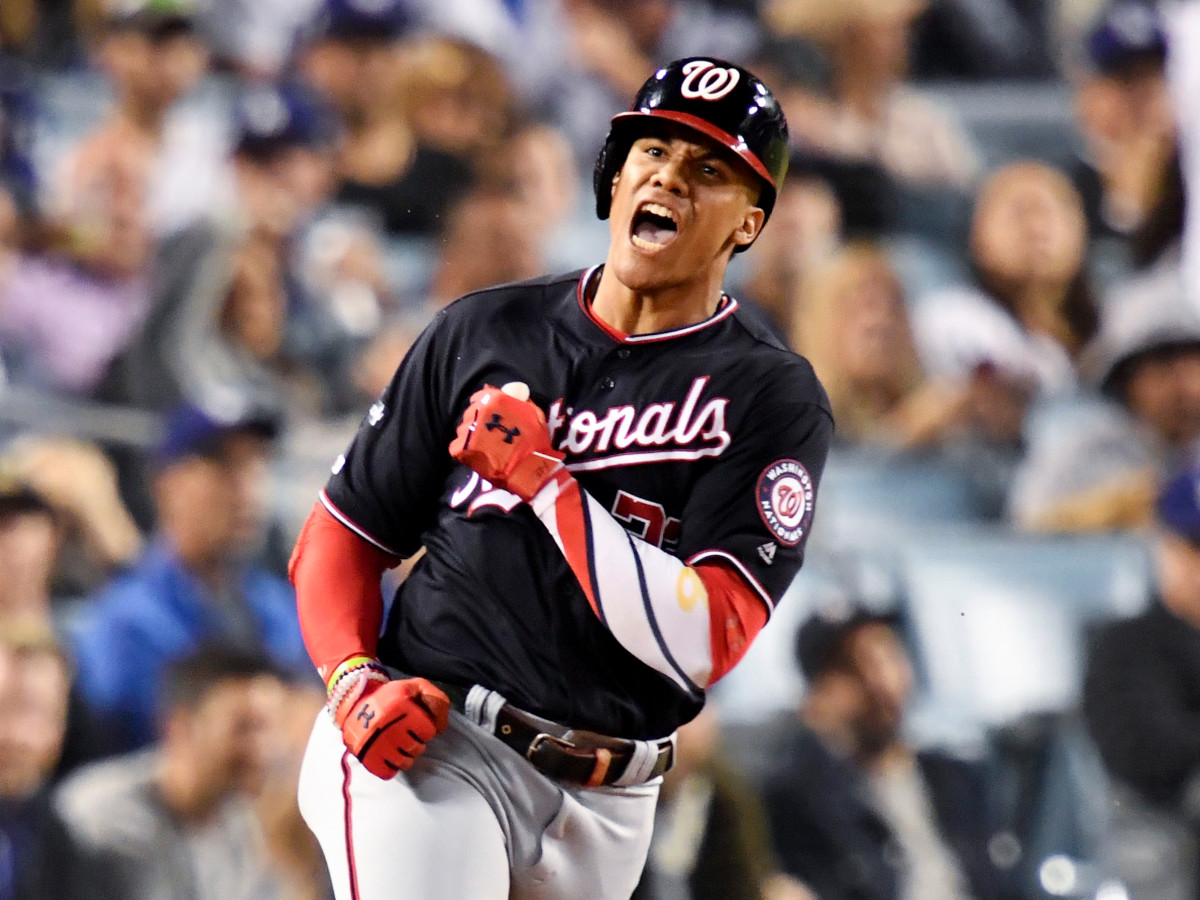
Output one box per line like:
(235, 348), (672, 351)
(326, 659), (390, 719)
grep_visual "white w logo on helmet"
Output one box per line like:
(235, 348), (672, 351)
(679, 60), (740, 101)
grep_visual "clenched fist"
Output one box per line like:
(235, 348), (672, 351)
(331, 672), (450, 779)
(449, 382), (565, 501)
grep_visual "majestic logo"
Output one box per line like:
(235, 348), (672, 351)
(679, 60), (740, 101)
(756, 460), (814, 546)
(367, 401), (385, 426)
(484, 414), (520, 443)
(757, 541), (777, 565)
(548, 376), (730, 471)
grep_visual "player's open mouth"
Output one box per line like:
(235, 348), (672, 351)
(630, 202), (679, 251)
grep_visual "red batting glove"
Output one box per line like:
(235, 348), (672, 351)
(449, 383), (565, 501)
(330, 668), (451, 779)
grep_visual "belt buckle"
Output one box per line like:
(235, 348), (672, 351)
(526, 731), (576, 761)
(657, 738), (676, 776)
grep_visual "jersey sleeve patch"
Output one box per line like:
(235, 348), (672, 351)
(755, 459), (815, 547)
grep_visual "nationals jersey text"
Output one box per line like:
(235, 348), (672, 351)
(548, 376), (731, 465)
(323, 267), (833, 739)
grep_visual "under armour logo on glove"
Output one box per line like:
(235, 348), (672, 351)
(449, 382), (565, 502)
(485, 414), (521, 443)
(330, 671), (451, 779)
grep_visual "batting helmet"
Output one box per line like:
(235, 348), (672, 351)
(593, 57), (789, 247)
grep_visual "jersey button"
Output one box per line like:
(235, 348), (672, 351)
(617, 348), (631, 359)
(600, 376), (616, 391)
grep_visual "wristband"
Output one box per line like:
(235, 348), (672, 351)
(325, 655), (376, 694)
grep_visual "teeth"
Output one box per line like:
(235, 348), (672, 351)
(640, 202), (676, 222)
(632, 234), (666, 250)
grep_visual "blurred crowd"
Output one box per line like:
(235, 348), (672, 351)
(0, 0), (1199, 898)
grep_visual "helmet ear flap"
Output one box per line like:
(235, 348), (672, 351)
(593, 132), (628, 221)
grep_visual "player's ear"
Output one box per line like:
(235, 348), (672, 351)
(732, 206), (765, 248)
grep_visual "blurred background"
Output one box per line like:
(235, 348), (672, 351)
(1, 0), (1200, 898)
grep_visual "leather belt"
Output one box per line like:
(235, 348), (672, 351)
(434, 681), (675, 788)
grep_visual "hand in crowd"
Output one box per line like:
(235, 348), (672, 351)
(2, 437), (142, 570)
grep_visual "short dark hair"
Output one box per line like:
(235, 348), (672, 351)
(794, 603), (902, 682)
(0, 483), (55, 523)
(1104, 340), (1200, 402)
(159, 645), (285, 714)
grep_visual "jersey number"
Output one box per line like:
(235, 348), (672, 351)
(612, 490), (680, 550)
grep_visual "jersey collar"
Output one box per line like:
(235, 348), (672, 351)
(575, 265), (738, 345)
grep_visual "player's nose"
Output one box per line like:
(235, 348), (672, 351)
(650, 154), (689, 197)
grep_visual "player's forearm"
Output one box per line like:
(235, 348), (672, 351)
(530, 471), (768, 690)
(288, 501), (393, 683)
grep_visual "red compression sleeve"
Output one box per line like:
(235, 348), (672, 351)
(288, 502), (396, 683)
(694, 562), (770, 685)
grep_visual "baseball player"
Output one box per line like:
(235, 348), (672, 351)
(290, 57), (833, 900)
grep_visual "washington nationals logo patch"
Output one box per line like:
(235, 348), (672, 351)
(756, 460), (814, 546)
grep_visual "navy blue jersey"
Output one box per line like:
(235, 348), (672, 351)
(323, 267), (832, 739)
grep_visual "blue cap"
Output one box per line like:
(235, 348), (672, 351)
(1086, 1), (1167, 75)
(233, 83), (339, 158)
(1157, 467), (1200, 542)
(156, 402), (280, 466)
(309, 0), (410, 42)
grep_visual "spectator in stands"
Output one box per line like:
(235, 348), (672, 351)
(736, 167), (843, 340)
(1069, 1), (1178, 263)
(791, 243), (991, 451)
(65, 402), (310, 751)
(0, 437), (142, 599)
(0, 0), (107, 70)
(0, 482), (58, 619)
(404, 0), (571, 112)
(489, 119), (578, 230)
(493, 119), (587, 271)
(0, 1), (36, 56)
(426, 185), (545, 308)
(0, 475), (125, 772)
(51, 0), (226, 240)
(376, 182), (547, 362)
(746, 37), (902, 239)
(1010, 266), (1200, 531)
(914, 161), (1097, 401)
(1083, 465), (1200, 896)
(764, 0), (980, 195)
(907, 0), (1057, 80)
(198, 0), (322, 79)
(54, 646), (326, 900)
(403, 35), (515, 170)
(762, 600), (1015, 900)
(253, 674), (334, 900)
(299, 1), (478, 237)
(0, 32), (37, 211)
(109, 81), (385, 420)
(0, 615), (117, 900)
(632, 705), (816, 900)
(550, 0), (761, 168)
(0, 165), (151, 398)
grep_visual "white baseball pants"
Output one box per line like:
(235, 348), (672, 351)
(297, 709), (660, 899)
